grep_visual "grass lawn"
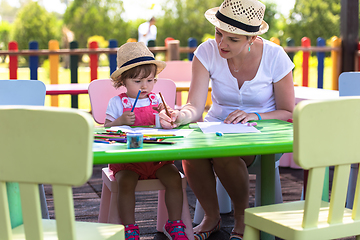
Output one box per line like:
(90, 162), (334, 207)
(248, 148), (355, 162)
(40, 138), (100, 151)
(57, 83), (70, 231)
(0, 64), (335, 111)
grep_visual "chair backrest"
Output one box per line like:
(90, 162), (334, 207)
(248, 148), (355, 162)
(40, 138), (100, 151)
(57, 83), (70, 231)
(88, 78), (177, 124)
(293, 97), (360, 228)
(0, 80), (46, 106)
(157, 61), (192, 82)
(339, 72), (360, 97)
(0, 106), (94, 240)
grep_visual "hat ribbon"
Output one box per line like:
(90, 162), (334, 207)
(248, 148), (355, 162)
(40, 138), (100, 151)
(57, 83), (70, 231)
(120, 56), (155, 68)
(215, 10), (260, 33)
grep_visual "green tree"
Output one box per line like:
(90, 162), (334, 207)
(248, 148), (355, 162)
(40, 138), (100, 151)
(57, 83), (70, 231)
(156, 0), (281, 49)
(285, 0), (341, 46)
(63, 0), (129, 48)
(0, 0), (20, 23)
(261, 1), (281, 40)
(11, 1), (61, 50)
(0, 21), (11, 49)
(156, 0), (223, 48)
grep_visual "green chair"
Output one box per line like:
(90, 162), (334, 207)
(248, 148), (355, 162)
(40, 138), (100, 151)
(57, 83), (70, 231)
(243, 97), (360, 240)
(0, 79), (49, 226)
(0, 106), (124, 240)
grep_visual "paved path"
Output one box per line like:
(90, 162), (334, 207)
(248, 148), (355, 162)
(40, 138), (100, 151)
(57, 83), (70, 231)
(44, 161), (355, 240)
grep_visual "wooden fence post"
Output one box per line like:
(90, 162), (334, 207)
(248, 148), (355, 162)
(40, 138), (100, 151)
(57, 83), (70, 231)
(8, 41), (18, 79)
(167, 40), (180, 61)
(49, 40), (59, 106)
(70, 41), (79, 108)
(331, 36), (341, 90)
(317, 37), (325, 89)
(108, 39), (118, 76)
(270, 37), (280, 45)
(188, 37), (197, 61)
(89, 41), (98, 81)
(29, 41), (38, 80)
(301, 37), (311, 87)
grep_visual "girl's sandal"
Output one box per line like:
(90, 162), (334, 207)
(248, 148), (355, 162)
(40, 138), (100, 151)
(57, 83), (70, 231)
(230, 231), (243, 240)
(194, 219), (221, 240)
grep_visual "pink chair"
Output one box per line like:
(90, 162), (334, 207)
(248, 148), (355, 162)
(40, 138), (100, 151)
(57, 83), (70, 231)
(88, 78), (178, 125)
(88, 78), (194, 239)
(157, 61), (192, 108)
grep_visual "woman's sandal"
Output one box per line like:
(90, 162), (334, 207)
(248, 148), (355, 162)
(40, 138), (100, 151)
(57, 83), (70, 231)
(229, 231), (243, 240)
(194, 219), (221, 240)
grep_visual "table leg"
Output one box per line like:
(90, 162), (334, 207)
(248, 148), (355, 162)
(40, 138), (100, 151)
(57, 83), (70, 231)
(260, 154), (275, 240)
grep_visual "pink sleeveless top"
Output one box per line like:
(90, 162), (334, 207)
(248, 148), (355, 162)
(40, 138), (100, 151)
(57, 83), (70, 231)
(119, 92), (159, 126)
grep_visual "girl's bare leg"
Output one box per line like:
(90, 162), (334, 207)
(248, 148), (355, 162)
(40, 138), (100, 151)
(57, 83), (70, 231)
(156, 163), (183, 221)
(115, 170), (139, 225)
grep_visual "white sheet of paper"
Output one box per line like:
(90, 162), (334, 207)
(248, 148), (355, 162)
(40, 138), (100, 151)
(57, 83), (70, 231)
(197, 121), (260, 134)
(108, 126), (194, 137)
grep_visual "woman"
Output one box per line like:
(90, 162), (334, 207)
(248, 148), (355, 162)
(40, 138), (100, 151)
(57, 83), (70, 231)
(160, 0), (295, 239)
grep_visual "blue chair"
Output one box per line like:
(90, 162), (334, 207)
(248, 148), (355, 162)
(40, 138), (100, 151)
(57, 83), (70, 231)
(339, 71), (360, 209)
(0, 79), (49, 226)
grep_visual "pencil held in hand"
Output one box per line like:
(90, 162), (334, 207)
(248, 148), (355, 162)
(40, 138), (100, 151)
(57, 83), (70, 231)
(131, 89), (142, 112)
(159, 92), (174, 125)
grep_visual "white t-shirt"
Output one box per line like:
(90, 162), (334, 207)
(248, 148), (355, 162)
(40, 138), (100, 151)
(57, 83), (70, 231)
(194, 38), (295, 122)
(105, 94), (162, 122)
(138, 21), (157, 46)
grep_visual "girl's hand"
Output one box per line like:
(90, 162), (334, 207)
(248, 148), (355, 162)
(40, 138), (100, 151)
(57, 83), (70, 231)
(118, 111), (135, 126)
(159, 109), (181, 129)
(224, 110), (258, 124)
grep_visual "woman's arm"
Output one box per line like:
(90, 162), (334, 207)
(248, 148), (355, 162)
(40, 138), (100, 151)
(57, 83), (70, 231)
(160, 56), (210, 128)
(259, 71), (295, 121)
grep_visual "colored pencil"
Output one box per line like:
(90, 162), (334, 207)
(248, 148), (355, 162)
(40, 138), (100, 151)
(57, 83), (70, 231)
(143, 140), (175, 144)
(131, 89), (142, 112)
(159, 92), (174, 125)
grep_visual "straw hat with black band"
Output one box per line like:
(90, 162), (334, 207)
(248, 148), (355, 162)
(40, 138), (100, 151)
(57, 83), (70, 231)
(205, 0), (269, 36)
(110, 42), (166, 81)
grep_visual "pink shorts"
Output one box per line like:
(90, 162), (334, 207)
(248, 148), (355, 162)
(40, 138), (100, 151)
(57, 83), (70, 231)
(109, 161), (174, 180)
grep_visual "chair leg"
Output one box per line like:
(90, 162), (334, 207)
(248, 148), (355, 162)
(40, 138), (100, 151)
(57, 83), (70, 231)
(193, 199), (204, 225)
(346, 163), (358, 209)
(243, 225), (260, 240)
(216, 178), (232, 214)
(38, 184), (49, 219)
(98, 182), (111, 223)
(107, 190), (121, 223)
(157, 189), (168, 232)
(302, 167), (330, 202)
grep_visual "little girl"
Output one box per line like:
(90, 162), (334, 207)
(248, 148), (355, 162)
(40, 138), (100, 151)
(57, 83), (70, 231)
(105, 42), (188, 240)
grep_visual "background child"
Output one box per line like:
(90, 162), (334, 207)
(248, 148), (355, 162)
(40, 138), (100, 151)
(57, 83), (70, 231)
(105, 42), (188, 240)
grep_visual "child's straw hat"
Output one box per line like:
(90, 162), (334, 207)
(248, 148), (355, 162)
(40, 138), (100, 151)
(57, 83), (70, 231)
(111, 42), (166, 80)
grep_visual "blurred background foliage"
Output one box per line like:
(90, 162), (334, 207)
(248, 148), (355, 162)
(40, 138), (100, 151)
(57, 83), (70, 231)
(0, 0), (355, 58)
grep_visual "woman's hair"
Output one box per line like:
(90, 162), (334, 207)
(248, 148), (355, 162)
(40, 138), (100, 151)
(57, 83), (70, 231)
(113, 64), (157, 89)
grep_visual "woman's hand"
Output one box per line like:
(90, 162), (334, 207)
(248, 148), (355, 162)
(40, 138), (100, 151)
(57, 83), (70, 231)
(159, 109), (181, 129)
(224, 110), (259, 124)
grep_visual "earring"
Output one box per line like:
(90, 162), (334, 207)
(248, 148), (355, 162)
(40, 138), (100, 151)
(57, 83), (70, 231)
(248, 42), (253, 52)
